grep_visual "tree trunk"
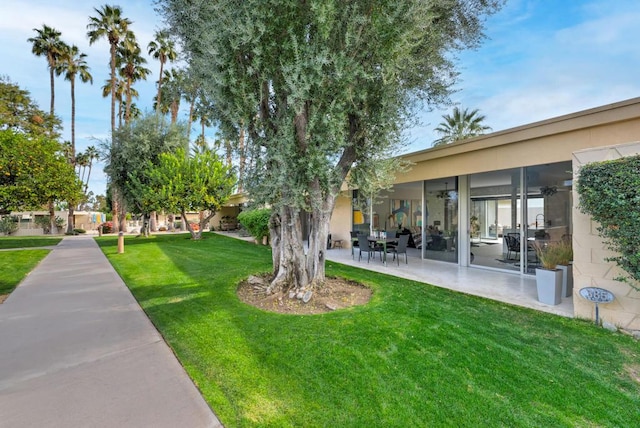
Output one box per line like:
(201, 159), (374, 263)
(67, 77), (76, 234)
(111, 186), (120, 233)
(267, 200), (333, 296)
(48, 200), (56, 235)
(48, 64), (55, 118)
(67, 206), (75, 234)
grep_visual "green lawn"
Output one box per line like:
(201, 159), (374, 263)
(0, 249), (50, 295)
(0, 236), (62, 249)
(97, 233), (640, 427)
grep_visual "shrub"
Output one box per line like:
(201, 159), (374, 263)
(158, 226), (168, 232)
(0, 216), (19, 235)
(100, 221), (114, 234)
(237, 208), (271, 243)
(577, 154), (640, 289)
(189, 222), (200, 232)
(73, 228), (86, 234)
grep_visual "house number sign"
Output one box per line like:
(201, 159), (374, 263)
(579, 287), (614, 325)
(579, 287), (614, 303)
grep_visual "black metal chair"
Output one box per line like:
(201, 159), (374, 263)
(357, 233), (374, 263)
(387, 233), (410, 265)
(350, 231), (359, 258)
(505, 234), (521, 260)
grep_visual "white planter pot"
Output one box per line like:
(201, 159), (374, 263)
(557, 263), (573, 298)
(535, 268), (562, 305)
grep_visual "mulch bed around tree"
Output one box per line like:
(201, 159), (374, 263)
(237, 275), (372, 315)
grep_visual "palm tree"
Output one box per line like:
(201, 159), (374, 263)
(87, 5), (131, 233)
(27, 25), (64, 119)
(102, 78), (139, 127)
(83, 146), (99, 194)
(117, 32), (150, 125)
(56, 44), (93, 165)
(433, 107), (492, 147)
(157, 68), (185, 124)
(56, 43), (93, 233)
(148, 30), (177, 115)
(87, 5), (132, 135)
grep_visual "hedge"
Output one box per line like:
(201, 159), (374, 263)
(576, 154), (640, 289)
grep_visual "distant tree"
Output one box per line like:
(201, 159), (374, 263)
(143, 147), (236, 240)
(56, 43), (93, 233)
(87, 4), (133, 232)
(27, 25), (64, 120)
(103, 113), (187, 235)
(0, 76), (61, 137)
(0, 130), (82, 216)
(117, 31), (150, 125)
(148, 30), (178, 115)
(154, 68), (184, 125)
(433, 107), (491, 146)
(161, 0), (502, 294)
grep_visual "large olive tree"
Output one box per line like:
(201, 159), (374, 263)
(160, 0), (502, 294)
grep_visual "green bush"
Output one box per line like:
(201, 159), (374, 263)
(0, 216), (19, 235)
(73, 228), (86, 234)
(577, 154), (640, 289)
(237, 208), (271, 242)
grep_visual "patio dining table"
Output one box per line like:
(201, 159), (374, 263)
(367, 236), (399, 265)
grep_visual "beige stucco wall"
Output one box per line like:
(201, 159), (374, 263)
(398, 98), (640, 184)
(330, 193), (353, 247)
(572, 141), (640, 330)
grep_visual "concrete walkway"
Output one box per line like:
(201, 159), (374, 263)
(0, 235), (222, 427)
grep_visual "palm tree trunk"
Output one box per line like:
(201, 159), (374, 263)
(49, 66), (55, 118)
(156, 60), (164, 114)
(187, 99), (195, 142)
(125, 77), (132, 125)
(109, 42), (119, 233)
(67, 77), (77, 234)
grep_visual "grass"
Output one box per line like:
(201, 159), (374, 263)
(0, 249), (50, 295)
(0, 236), (62, 249)
(97, 232), (640, 427)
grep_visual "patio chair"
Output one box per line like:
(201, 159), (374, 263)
(387, 233), (410, 265)
(505, 234), (521, 260)
(357, 233), (375, 263)
(350, 231), (359, 258)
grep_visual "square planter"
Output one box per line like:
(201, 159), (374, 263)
(557, 263), (573, 298)
(535, 268), (562, 305)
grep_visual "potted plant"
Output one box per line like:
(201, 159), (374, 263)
(555, 238), (573, 298)
(533, 241), (564, 305)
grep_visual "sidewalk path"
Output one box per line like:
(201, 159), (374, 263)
(0, 235), (222, 427)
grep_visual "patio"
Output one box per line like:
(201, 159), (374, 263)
(326, 246), (574, 318)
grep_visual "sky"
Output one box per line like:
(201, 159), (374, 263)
(2, 0), (640, 197)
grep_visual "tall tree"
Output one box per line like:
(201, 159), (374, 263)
(27, 25), (64, 120)
(433, 106), (491, 146)
(56, 44), (93, 232)
(155, 68), (184, 125)
(103, 113), (187, 235)
(87, 4), (132, 232)
(117, 31), (150, 125)
(161, 0), (502, 294)
(148, 30), (178, 115)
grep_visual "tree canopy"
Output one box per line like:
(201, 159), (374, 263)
(161, 0), (503, 292)
(143, 147), (236, 240)
(433, 106), (491, 146)
(0, 130), (82, 215)
(0, 76), (61, 138)
(103, 112), (188, 220)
